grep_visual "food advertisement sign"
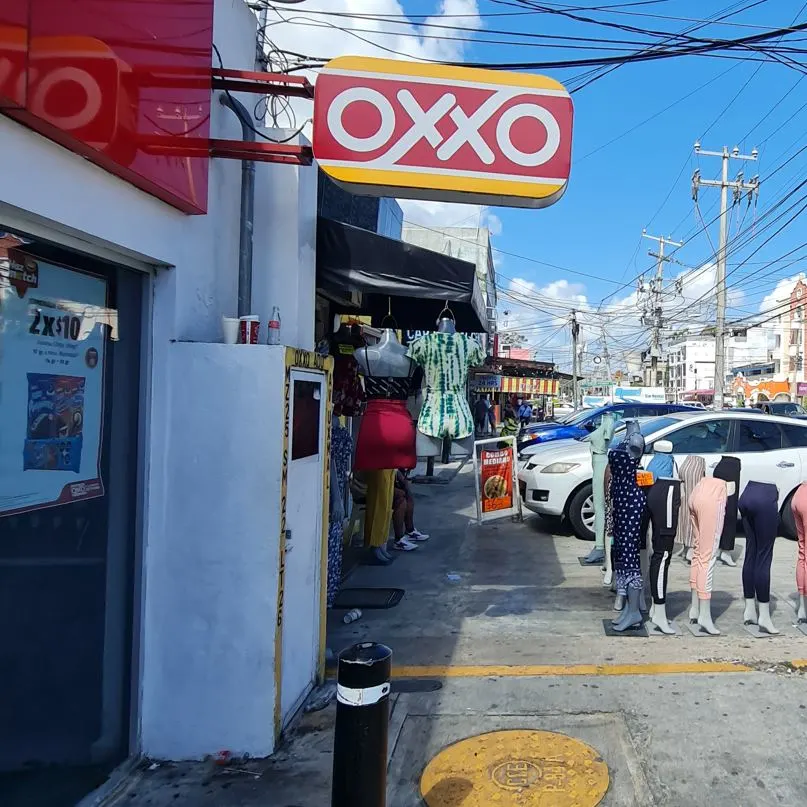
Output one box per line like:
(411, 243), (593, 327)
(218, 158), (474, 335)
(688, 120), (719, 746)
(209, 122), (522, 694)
(481, 448), (513, 513)
(0, 251), (108, 515)
(313, 56), (573, 209)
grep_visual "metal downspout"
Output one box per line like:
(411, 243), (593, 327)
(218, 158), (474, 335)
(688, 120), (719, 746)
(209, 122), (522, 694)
(219, 93), (256, 318)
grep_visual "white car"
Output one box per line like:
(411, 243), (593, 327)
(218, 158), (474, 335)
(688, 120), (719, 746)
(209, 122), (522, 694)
(517, 411), (807, 540)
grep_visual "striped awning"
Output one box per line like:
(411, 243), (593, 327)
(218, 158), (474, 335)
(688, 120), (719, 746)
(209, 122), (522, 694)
(472, 375), (559, 395)
(501, 377), (558, 395)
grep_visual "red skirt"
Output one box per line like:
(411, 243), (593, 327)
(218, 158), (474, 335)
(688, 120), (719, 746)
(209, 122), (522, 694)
(354, 399), (417, 471)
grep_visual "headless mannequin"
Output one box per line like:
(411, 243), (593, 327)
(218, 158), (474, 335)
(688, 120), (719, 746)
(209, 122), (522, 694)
(688, 479), (734, 635)
(792, 483), (807, 623)
(646, 440), (679, 635)
(611, 421), (647, 632)
(585, 412), (616, 565)
(355, 330), (414, 563)
(413, 313), (475, 458)
(354, 329), (413, 379)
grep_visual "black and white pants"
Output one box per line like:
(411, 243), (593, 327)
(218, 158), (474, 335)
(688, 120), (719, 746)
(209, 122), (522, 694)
(646, 479), (682, 605)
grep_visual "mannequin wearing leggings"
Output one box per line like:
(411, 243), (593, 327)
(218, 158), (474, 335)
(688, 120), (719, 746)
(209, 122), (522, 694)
(739, 481), (780, 634)
(791, 483), (807, 623)
(646, 478), (682, 634)
(676, 455), (705, 561)
(688, 476), (727, 635)
(714, 456), (741, 566)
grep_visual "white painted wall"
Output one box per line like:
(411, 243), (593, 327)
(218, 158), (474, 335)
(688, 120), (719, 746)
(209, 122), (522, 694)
(144, 343), (285, 758)
(0, 0), (319, 760)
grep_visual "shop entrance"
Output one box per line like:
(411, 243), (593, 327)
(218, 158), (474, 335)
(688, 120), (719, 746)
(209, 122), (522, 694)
(0, 234), (143, 805)
(281, 369), (327, 725)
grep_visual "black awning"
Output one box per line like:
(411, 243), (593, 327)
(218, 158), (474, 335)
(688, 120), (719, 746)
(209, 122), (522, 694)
(316, 217), (488, 332)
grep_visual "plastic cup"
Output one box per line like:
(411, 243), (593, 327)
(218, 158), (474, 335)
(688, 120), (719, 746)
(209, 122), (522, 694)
(239, 315), (260, 345)
(222, 317), (239, 345)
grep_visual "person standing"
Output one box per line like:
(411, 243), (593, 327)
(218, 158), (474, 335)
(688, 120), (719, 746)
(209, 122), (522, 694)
(517, 399), (532, 427)
(473, 395), (489, 435)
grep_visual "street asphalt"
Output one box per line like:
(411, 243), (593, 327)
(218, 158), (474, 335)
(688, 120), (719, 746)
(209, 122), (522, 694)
(112, 462), (807, 806)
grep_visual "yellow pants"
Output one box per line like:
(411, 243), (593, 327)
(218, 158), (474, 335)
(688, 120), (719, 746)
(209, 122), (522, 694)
(364, 469), (395, 548)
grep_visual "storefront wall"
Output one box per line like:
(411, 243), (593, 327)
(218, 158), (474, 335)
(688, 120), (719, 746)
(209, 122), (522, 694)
(0, 0), (318, 763)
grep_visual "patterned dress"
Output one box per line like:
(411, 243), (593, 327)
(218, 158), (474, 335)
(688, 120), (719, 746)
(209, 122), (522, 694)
(609, 448), (646, 593)
(327, 425), (353, 607)
(406, 333), (485, 439)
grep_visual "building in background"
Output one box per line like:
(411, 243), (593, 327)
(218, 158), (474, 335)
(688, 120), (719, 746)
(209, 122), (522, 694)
(402, 225), (497, 338)
(665, 328), (769, 401)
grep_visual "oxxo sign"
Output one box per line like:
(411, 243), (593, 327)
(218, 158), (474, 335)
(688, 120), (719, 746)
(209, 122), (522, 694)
(313, 56), (573, 209)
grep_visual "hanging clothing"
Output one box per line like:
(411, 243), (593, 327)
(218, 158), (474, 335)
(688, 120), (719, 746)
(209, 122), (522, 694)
(609, 448), (646, 592)
(646, 479), (682, 605)
(689, 477), (727, 599)
(604, 462), (614, 540)
(739, 481), (779, 604)
(363, 469), (395, 548)
(316, 332), (366, 418)
(326, 424), (352, 607)
(713, 456), (741, 552)
(676, 455), (705, 550)
(646, 452), (674, 481)
(590, 419), (614, 552)
(792, 483), (807, 597)
(407, 332), (485, 440)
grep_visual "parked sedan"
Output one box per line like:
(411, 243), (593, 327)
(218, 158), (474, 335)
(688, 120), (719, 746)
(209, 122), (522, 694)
(517, 411), (807, 540)
(755, 401), (807, 418)
(517, 402), (697, 453)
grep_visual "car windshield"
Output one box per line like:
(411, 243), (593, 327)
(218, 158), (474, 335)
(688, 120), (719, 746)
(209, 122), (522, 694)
(609, 416), (679, 446)
(769, 402), (806, 415)
(566, 407), (602, 425)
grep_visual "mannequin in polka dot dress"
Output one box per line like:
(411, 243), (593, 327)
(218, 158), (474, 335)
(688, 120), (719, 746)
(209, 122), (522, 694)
(609, 421), (647, 632)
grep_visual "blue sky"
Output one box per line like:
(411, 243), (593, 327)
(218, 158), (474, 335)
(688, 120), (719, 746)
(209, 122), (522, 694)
(270, 0), (807, 367)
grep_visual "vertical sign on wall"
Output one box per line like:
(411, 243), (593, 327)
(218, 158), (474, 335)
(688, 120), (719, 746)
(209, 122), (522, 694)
(0, 251), (108, 514)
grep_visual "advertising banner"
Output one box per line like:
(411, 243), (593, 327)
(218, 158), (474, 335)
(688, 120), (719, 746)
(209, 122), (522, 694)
(472, 436), (522, 523)
(797, 382), (807, 397)
(0, 251), (108, 515)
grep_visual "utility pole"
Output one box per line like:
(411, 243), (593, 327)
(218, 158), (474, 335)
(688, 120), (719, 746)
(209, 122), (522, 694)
(641, 231), (682, 387)
(571, 313), (578, 408)
(692, 143), (759, 408)
(600, 325), (612, 380)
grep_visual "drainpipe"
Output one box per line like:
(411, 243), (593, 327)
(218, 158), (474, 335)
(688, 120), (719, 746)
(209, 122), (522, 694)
(219, 93), (255, 318)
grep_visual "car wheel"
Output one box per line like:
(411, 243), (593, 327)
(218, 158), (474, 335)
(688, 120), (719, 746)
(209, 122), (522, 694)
(568, 483), (595, 541)
(780, 491), (797, 540)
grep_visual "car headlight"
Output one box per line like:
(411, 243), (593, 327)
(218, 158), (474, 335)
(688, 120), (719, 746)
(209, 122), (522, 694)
(542, 462), (580, 474)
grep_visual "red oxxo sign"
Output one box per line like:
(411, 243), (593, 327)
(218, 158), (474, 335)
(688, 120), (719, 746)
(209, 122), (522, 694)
(312, 56), (573, 208)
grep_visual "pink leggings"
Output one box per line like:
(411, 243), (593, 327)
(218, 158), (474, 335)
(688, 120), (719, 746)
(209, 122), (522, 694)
(792, 483), (807, 596)
(689, 477), (727, 599)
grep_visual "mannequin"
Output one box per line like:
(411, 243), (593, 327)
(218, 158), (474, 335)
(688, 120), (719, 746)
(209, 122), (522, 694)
(714, 456), (742, 566)
(738, 481), (780, 634)
(609, 420), (647, 631)
(585, 413), (616, 565)
(676, 455), (705, 562)
(688, 477), (730, 635)
(407, 308), (485, 459)
(644, 440), (681, 635)
(317, 320), (365, 418)
(354, 329), (418, 561)
(603, 463), (615, 588)
(791, 483), (807, 623)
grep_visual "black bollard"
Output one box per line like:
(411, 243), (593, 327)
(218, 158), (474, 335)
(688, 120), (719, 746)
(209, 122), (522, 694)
(331, 642), (393, 807)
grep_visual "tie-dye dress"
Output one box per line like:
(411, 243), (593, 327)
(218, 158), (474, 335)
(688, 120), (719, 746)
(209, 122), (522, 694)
(407, 332), (486, 440)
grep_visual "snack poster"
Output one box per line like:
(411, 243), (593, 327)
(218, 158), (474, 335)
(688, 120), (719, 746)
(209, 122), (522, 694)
(480, 448), (514, 514)
(0, 253), (108, 515)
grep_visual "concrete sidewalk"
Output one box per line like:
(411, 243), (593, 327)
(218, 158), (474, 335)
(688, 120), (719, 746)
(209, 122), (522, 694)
(112, 465), (807, 806)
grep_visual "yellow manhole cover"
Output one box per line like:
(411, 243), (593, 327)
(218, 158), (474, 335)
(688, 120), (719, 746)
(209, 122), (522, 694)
(420, 729), (609, 806)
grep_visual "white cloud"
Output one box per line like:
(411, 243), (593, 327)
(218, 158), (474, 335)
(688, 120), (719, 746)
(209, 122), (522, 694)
(759, 275), (804, 315)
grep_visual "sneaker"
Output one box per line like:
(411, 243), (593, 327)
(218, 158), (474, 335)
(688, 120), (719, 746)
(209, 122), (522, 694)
(407, 529), (430, 542)
(393, 538), (418, 551)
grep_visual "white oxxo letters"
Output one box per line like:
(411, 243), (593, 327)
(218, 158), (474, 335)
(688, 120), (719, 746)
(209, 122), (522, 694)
(329, 85), (562, 168)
